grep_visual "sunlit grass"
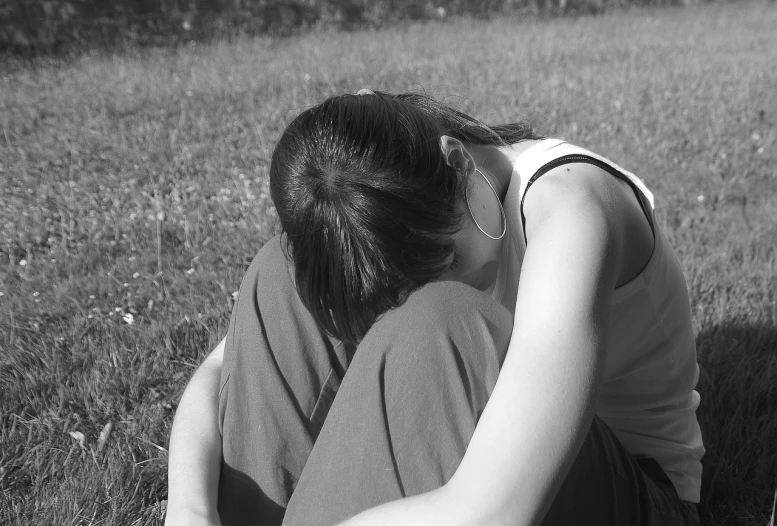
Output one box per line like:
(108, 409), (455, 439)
(1, 2), (776, 524)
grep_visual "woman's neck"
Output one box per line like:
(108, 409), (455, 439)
(465, 140), (540, 200)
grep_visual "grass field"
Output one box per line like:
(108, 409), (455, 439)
(1, 2), (776, 524)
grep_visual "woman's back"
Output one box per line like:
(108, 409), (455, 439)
(502, 139), (704, 502)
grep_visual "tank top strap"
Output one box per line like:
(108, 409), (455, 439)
(512, 139), (656, 244)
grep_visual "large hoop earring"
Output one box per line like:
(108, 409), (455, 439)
(465, 168), (507, 240)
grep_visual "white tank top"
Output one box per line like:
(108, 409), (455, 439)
(494, 139), (705, 503)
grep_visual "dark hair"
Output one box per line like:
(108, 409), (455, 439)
(270, 91), (538, 344)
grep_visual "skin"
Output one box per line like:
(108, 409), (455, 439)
(166, 135), (655, 526)
(166, 338), (225, 526)
(435, 136), (525, 295)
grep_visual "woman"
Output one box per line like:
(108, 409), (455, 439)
(166, 90), (704, 525)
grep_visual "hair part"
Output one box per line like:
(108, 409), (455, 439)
(270, 91), (538, 343)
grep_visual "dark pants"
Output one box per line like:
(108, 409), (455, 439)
(217, 236), (699, 525)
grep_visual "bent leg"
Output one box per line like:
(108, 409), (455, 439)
(283, 279), (698, 526)
(218, 236), (354, 525)
(218, 242), (696, 526)
(285, 280), (513, 525)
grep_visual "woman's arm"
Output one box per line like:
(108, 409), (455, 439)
(166, 337), (226, 526)
(339, 165), (626, 526)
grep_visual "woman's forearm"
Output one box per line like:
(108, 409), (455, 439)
(337, 486), (467, 526)
(166, 338), (226, 526)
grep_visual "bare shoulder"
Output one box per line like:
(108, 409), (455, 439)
(522, 162), (655, 287)
(522, 163), (622, 237)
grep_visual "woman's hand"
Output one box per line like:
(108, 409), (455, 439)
(165, 337), (226, 526)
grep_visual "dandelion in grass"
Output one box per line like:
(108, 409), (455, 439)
(68, 431), (86, 449)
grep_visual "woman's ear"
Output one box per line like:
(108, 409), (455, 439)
(440, 135), (475, 175)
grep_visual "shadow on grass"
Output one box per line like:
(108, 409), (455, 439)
(695, 321), (777, 525)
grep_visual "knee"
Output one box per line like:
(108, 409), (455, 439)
(413, 280), (512, 333)
(243, 235), (297, 299)
(361, 281), (512, 402)
(378, 280), (513, 359)
(253, 235), (289, 275)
